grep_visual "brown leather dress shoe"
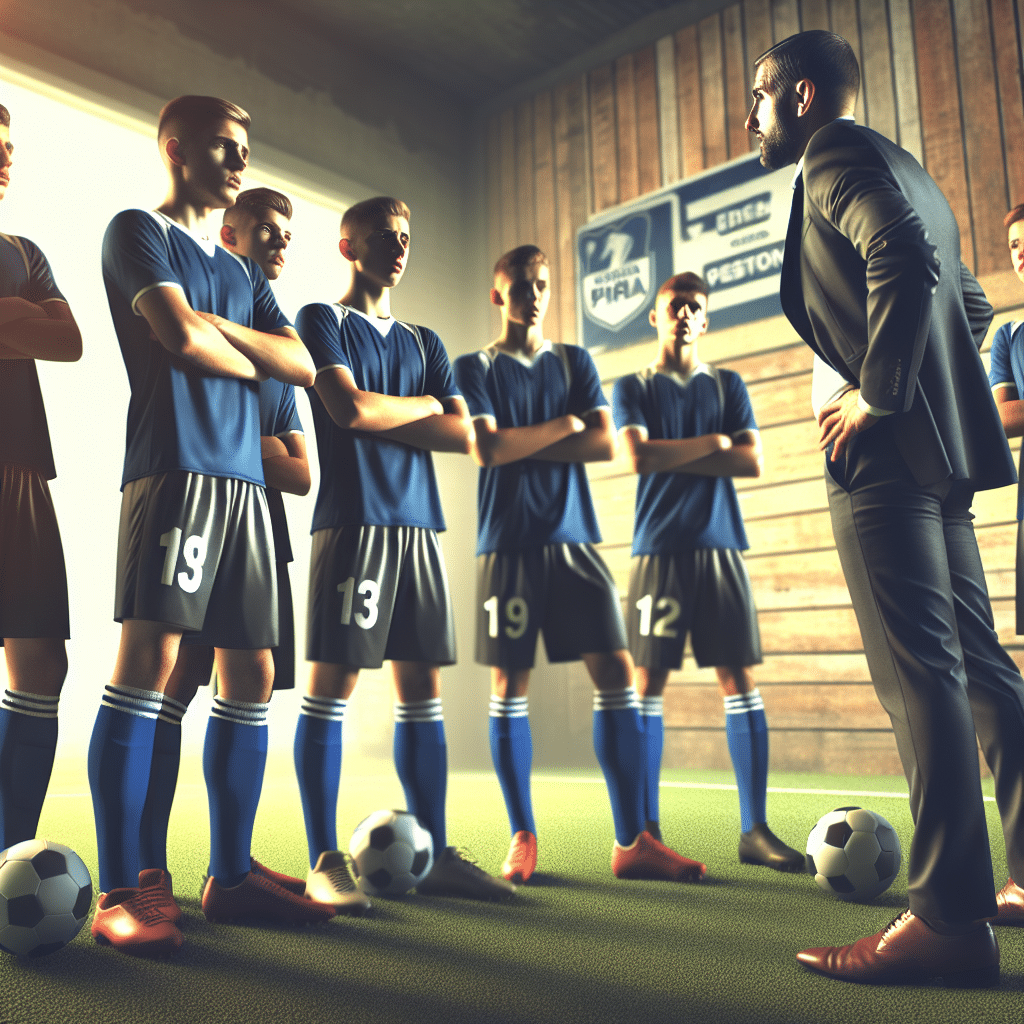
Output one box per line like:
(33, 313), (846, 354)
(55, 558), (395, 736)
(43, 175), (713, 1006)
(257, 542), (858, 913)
(994, 878), (1024, 926)
(796, 910), (999, 986)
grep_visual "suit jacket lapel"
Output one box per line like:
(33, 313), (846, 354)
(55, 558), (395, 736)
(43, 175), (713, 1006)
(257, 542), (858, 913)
(780, 175), (817, 349)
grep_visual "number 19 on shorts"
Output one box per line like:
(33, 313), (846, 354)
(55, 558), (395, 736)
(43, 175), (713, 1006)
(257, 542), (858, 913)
(484, 595), (529, 639)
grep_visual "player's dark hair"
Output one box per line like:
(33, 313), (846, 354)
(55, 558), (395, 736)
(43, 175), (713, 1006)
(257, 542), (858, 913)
(754, 31), (860, 113)
(0, 104), (9, 128)
(1004, 204), (1024, 230)
(224, 187), (293, 224)
(157, 95), (250, 143)
(494, 244), (548, 283)
(341, 196), (411, 239)
(657, 272), (709, 299)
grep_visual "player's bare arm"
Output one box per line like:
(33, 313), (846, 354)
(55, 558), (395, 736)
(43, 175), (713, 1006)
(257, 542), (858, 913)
(196, 312), (314, 387)
(622, 426), (734, 475)
(137, 285), (259, 380)
(530, 407), (615, 463)
(315, 363), (443, 431)
(378, 395), (474, 454)
(470, 414), (585, 468)
(260, 431), (310, 495)
(677, 430), (762, 478)
(994, 385), (1024, 438)
(0, 297), (81, 362)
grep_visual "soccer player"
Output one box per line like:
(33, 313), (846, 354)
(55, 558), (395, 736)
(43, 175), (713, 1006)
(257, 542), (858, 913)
(132, 187), (373, 915)
(987, 202), (1024, 924)
(453, 245), (707, 886)
(0, 101), (83, 851)
(294, 195), (514, 901)
(89, 96), (329, 956)
(612, 271), (804, 872)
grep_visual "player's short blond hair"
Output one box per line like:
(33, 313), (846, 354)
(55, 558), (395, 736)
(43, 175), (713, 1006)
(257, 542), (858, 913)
(157, 95), (250, 144)
(340, 197), (410, 239)
(493, 245), (548, 285)
(224, 187), (293, 225)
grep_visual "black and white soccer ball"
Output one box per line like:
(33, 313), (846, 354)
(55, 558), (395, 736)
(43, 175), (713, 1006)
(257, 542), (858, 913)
(0, 839), (92, 957)
(806, 806), (901, 901)
(349, 809), (434, 897)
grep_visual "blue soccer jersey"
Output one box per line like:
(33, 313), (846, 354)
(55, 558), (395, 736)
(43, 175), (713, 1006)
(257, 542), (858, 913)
(102, 209), (291, 488)
(612, 365), (756, 554)
(296, 303), (460, 532)
(988, 318), (1024, 521)
(259, 378), (302, 563)
(0, 233), (66, 479)
(453, 341), (606, 555)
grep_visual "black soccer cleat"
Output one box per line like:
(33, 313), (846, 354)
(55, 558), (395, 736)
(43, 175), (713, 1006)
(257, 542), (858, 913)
(738, 822), (805, 872)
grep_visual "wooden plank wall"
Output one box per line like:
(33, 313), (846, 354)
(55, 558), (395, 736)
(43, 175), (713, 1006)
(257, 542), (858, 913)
(485, 0), (1024, 775)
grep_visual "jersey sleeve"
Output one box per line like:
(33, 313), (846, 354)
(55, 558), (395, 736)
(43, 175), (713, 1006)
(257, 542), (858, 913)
(102, 209), (183, 313)
(568, 346), (608, 417)
(722, 371), (758, 435)
(453, 352), (495, 421)
(612, 374), (648, 437)
(420, 327), (461, 402)
(250, 261), (291, 334)
(20, 238), (66, 304)
(989, 323), (1016, 391)
(270, 384), (302, 437)
(296, 303), (348, 376)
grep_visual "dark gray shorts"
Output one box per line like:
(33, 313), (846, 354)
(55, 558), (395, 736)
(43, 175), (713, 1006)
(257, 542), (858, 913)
(115, 472), (277, 649)
(0, 464), (69, 642)
(475, 544), (628, 669)
(626, 548), (761, 670)
(306, 525), (455, 669)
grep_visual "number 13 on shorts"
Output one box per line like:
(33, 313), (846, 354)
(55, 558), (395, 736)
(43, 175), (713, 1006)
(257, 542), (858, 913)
(337, 576), (380, 629)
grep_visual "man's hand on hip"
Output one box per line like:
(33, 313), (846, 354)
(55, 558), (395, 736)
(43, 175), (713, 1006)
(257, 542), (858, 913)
(818, 388), (878, 461)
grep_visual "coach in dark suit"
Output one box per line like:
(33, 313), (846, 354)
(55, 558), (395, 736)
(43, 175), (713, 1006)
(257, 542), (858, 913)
(746, 30), (1024, 985)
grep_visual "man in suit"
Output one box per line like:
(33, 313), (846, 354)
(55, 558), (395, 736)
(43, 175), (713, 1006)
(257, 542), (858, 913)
(746, 30), (1024, 985)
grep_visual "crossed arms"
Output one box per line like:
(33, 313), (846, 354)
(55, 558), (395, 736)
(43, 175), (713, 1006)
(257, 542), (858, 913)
(0, 297), (82, 362)
(314, 364), (473, 454)
(136, 285), (314, 387)
(620, 427), (762, 478)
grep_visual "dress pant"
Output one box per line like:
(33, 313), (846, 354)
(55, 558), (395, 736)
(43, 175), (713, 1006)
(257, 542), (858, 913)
(825, 418), (1024, 927)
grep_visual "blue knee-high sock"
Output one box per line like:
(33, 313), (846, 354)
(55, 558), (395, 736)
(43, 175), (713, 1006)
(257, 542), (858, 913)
(203, 696), (269, 888)
(139, 695), (187, 872)
(592, 688), (645, 846)
(489, 695), (535, 836)
(0, 690), (60, 849)
(639, 695), (664, 825)
(294, 694), (345, 869)
(724, 689), (769, 833)
(87, 684), (162, 892)
(394, 698), (447, 855)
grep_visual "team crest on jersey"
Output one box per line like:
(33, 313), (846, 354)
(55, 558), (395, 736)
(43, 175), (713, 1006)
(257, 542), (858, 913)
(581, 214), (653, 331)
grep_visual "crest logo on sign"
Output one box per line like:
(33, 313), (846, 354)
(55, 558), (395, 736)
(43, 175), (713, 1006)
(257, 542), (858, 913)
(581, 214), (653, 331)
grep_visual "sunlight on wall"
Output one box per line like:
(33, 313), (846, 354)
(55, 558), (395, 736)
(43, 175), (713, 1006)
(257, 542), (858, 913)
(0, 72), (358, 753)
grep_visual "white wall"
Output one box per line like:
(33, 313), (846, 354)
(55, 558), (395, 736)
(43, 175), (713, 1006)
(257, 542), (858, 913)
(0, 7), (493, 765)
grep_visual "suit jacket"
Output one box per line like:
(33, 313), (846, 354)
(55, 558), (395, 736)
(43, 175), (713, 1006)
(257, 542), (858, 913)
(781, 119), (1015, 492)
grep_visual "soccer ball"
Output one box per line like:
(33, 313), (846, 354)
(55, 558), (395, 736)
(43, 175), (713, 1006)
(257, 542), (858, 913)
(349, 809), (434, 897)
(806, 806), (902, 901)
(0, 839), (93, 957)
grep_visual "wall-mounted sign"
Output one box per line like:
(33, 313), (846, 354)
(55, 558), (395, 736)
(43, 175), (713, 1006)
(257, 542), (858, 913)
(576, 153), (794, 353)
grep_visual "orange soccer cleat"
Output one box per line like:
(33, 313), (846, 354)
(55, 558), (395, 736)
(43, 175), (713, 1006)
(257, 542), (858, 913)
(611, 830), (706, 882)
(91, 887), (184, 956)
(502, 831), (538, 885)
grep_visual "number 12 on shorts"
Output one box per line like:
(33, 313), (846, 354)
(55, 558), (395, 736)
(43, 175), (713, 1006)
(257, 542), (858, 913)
(484, 595), (529, 639)
(635, 594), (681, 638)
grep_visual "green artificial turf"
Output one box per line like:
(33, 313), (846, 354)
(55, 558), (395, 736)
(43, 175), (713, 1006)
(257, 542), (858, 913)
(3, 754), (1020, 1024)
